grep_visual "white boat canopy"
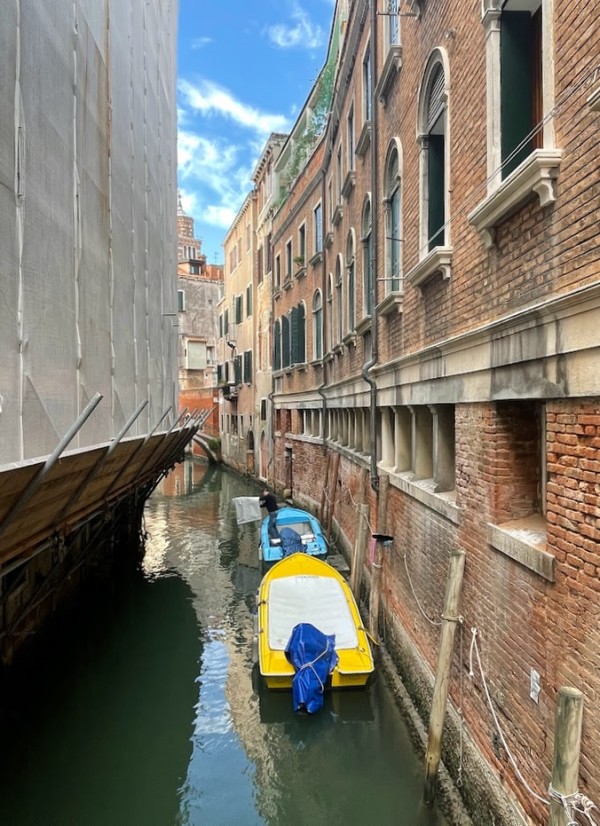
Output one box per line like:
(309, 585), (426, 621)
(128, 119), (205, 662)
(267, 575), (359, 651)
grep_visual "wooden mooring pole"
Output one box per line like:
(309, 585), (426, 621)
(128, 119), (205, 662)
(549, 687), (584, 826)
(424, 548), (466, 803)
(350, 504), (369, 599)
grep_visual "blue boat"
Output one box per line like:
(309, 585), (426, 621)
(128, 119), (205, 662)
(258, 506), (327, 571)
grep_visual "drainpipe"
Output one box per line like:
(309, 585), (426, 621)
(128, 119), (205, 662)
(362, 0), (379, 492)
(317, 166), (328, 446)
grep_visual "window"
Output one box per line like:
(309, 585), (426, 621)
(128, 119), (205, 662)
(186, 340), (207, 370)
(336, 146), (343, 203)
(274, 319), (281, 370)
(190, 263), (199, 275)
(291, 303), (306, 364)
(347, 106), (355, 171)
(246, 285), (252, 317)
(257, 247), (263, 285)
(275, 254), (281, 289)
(346, 231), (355, 332)
(312, 290), (323, 360)
(246, 223), (251, 251)
(384, 144), (402, 292)
(314, 204), (323, 254)
(266, 233), (272, 274)
(233, 354), (243, 385)
(298, 224), (306, 262)
(178, 290), (185, 312)
(260, 398), (267, 421)
(219, 313), (224, 338)
(243, 350), (253, 383)
(285, 240), (292, 280)
(282, 314), (290, 368)
(335, 255), (343, 341)
(387, 0), (400, 47)
(235, 294), (243, 324)
(418, 55), (449, 253)
(362, 196), (373, 316)
(363, 48), (372, 122)
(223, 308), (229, 337)
(500, 1), (543, 179)
(326, 274), (333, 352)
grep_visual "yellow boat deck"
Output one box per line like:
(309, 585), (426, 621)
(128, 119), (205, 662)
(257, 554), (374, 690)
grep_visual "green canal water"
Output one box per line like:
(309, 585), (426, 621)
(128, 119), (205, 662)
(0, 462), (449, 826)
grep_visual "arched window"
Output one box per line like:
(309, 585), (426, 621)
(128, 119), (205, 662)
(361, 196), (373, 316)
(326, 273), (333, 352)
(418, 53), (449, 253)
(312, 290), (323, 360)
(335, 255), (343, 342)
(273, 319), (281, 370)
(384, 144), (401, 292)
(346, 231), (355, 332)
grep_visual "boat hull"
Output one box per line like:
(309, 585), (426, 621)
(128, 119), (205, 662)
(256, 554), (374, 690)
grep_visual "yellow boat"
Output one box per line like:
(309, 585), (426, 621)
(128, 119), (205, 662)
(256, 554), (374, 691)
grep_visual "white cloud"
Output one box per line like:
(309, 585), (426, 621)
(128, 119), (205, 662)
(177, 130), (254, 230)
(266, 3), (325, 50)
(191, 36), (213, 49)
(178, 78), (290, 135)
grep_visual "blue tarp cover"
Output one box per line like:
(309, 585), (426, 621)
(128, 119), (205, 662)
(285, 623), (338, 714)
(279, 527), (304, 557)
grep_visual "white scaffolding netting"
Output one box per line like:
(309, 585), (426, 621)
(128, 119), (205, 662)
(0, 0), (179, 466)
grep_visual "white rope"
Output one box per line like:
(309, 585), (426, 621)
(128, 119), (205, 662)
(468, 628), (549, 805)
(548, 786), (599, 826)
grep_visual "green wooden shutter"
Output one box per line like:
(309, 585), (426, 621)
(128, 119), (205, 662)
(501, 11), (533, 177)
(428, 134), (445, 251)
(282, 315), (290, 368)
(274, 320), (281, 370)
(297, 304), (305, 362)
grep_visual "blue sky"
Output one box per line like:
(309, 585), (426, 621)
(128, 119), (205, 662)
(177, 0), (335, 265)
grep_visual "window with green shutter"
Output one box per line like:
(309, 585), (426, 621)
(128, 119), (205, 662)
(273, 320), (281, 370)
(282, 314), (291, 368)
(243, 350), (253, 383)
(501, 6), (542, 178)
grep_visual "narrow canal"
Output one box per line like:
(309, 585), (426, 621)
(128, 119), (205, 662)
(0, 462), (449, 826)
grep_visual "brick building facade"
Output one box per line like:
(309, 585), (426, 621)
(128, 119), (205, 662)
(220, 1), (600, 822)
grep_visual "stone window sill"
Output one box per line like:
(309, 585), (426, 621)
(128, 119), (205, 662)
(377, 290), (404, 316)
(355, 315), (372, 336)
(273, 288), (282, 301)
(375, 45), (402, 105)
(283, 277), (293, 291)
(487, 514), (553, 581)
(342, 170), (356, 198)
(385, 469), (460, 525)
(342, 331), (357, 348)
(310, 358), (323, 368)
(588, 87), (600, 111)
(468, 149), (563, 248)
(356, 121), (371, 157)
(332, 204), (344, 227)
(294, 266), (306, 280)
(406, 247), (453, 288)
(325, 231), (334, 248)
(309, 250), (323, 266)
